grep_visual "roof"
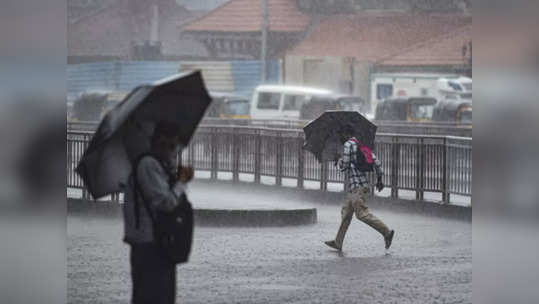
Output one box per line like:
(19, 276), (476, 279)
(378, 25), (472, 66)
(68, 2), (206, 58)
(288, 13), (471, 62)
(182, 0), (310, 33)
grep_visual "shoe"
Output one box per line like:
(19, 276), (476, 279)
(385, 230), (395, 250)
(324, 240), (342, 251)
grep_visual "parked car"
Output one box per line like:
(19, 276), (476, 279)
(375, 97), (437, 122)
(371, 73), (471, 113)
(300, 95), (369, 120)
(250, 85), (332, 120)
(432, 99), (472, 124)
(206, 92), (250, 119)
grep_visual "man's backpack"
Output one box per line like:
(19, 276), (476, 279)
(133, 154), (194, 265)
(349, 138), (374, 172)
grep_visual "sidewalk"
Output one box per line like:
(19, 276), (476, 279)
(68, 183), (472, 303)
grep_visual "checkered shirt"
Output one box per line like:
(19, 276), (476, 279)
(338, 137), (384, 192)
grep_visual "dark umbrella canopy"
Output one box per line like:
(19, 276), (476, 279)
(75, 71), (212, 199)
(303, 111), (377, 163)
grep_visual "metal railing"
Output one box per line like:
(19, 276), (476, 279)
(68, 119), (472, 137)
(67, 126), (471, 204)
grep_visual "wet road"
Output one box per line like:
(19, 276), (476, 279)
(68, 191), (471, 304)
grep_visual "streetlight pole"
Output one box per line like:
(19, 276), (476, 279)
(260, 0), (268, 82)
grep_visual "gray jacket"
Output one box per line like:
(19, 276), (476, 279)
(123, 156), (186, 245)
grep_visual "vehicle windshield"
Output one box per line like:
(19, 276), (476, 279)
(459, 109), (472, 124)
(409, 104), (434, 120)
(224, 99), (250, 115)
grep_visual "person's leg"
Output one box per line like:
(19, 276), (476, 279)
(130, 246), (140, 304)
(131, 244), (154, 304)
(334, 192), (356, 249)
(130, 244), (177, 304)
(161, 258), (177, 304)
(354, 187), (391, 238)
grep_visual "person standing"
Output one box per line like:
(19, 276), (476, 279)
(123, 122), (194, 304)
(324, 128), (394, 252)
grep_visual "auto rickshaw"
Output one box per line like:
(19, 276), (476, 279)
(374, 97), (437, 122)
(206, 92), (250, 119)
(432, 99), (472, 125)
(299, 95), (369, 120)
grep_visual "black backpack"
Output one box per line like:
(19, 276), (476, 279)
(133, 154), (194, 265)
(349, 138), (374, 172)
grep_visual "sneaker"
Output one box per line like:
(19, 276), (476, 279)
(385, 230), (395, 250)
(324, 240), (342, 251)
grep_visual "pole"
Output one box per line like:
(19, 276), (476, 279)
(260, 0), (268, 82)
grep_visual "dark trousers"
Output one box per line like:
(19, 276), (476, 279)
(130, 243), (176, 304)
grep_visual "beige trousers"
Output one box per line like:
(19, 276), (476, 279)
(335, 187), (390, 248)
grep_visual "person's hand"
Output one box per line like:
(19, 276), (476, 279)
(178, 166), (194, 183)
(376, 177), (384, 192)
(332, 154), (341, 166)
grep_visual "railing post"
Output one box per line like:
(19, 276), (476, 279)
(81, 135), (91, 200)
(276, 133), (282, 186)
(67, 137), (72, 187)
(297, 136), (304, 189)
(188, 133), (195, 168)
(442, 137), (449, 203)
(391, 137), (399, 199)
(210, 128), (218, 180)
(416, 138), (424, 201)
(232, 131), (239, 182)
(320, 161), (328, 191)
(111, 192), (120, 202)
(254, 130), (261, 184)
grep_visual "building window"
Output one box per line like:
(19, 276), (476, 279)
(376, 84), (393, 100)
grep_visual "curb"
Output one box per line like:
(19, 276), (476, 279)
(189, 179), (472, 221)
(67, 198), (318, 227)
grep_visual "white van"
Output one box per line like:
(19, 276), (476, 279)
(370, 73), (472, 113)
(250, 85), (332, 120)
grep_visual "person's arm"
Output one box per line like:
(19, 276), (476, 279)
(136, 157), (186, 213)
(372, 152), (384, 179)
(372, 152), (385, 191)
(338, 141), (352, 172)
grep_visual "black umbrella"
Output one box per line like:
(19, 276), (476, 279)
(75, 71), (212, 199)
(303, 111), (377, 163)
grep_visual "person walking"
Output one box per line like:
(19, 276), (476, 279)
(324, 128), (394, 252)
(123, 121), (194, 304)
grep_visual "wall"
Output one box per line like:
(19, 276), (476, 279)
(353, 60), (374, 111)
(284, 55), (362, 96)
(67, 60), (280, 99)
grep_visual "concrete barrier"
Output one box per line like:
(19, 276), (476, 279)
(188, 179), (472, 221)
(67, 198), (318, 227)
